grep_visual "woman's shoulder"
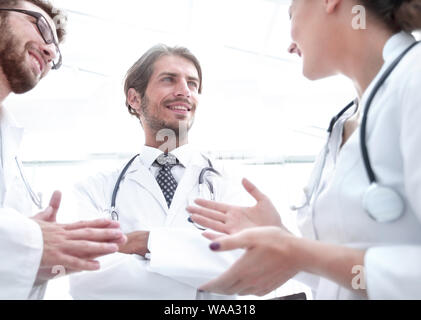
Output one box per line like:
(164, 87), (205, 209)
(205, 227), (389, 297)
(401, 40), (421, 70)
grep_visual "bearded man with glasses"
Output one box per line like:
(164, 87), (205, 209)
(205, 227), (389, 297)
(0, 0), (127, 300)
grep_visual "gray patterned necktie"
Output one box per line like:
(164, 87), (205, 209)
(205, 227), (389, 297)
(155, 153), (179, 208)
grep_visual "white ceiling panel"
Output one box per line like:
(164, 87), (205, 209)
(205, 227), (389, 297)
(6, 0), (357, 162)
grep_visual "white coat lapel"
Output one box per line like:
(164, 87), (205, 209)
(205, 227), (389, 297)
(0, 111), (24, 206)
(126, 159), (169, 214)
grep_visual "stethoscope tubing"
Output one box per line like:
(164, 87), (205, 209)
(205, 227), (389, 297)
(15, 156), (43, 210)
(360, 41), (420, 184)
(293, 41), (420, 218)
(109, 153), (221, 223)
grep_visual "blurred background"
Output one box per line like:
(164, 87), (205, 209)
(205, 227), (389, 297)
(6, 0), (420, 299)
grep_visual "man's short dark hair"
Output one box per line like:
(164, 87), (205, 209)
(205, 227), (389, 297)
(0, 0), (67, 43)
(124, 44), (203, 119)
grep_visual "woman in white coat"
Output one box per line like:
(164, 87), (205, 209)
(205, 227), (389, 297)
(188, 0), (421, 299)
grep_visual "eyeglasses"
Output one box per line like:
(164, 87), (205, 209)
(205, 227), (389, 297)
(0, 8), (62, 70)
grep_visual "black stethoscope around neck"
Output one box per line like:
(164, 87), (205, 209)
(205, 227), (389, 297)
(105, 153), (221, 222)
(327, 41), (420, 223)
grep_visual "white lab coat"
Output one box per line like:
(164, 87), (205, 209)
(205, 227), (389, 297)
(69, 146), (247, 300)
(296, 32), (421, 299)
(0, 107), (45, 300)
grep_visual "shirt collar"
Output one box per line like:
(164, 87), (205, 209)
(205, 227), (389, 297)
(139, 144), (194, 169)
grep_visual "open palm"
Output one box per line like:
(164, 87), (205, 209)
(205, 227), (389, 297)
(187, 178), (282, 235)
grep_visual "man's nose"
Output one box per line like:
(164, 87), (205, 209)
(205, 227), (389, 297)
(40, 42), (57, 66)
(174, 80), (191, 98)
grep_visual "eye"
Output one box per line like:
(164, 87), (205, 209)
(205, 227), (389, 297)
(188, 81), (199, 89)
(161, 77), (174, 83)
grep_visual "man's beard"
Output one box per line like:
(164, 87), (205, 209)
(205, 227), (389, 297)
(0, 20), (40, 94)
(140, 95), (195, 137)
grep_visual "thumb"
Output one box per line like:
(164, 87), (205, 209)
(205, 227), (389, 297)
(47, 191), (62, 222)
(33, 206), (54, 221)
(242, 178), (267, 202)
(209, 232), (250, 252)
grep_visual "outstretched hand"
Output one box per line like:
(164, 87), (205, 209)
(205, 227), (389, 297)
(199, 227), (298, 296)
(187, 178), (282, 235)
(32, 191), (127, 283)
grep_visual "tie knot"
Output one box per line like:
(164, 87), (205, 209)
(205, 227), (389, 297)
(156, 153), (178, 167)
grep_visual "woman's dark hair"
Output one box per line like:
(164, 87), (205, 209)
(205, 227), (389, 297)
(360, 0), (421, 32)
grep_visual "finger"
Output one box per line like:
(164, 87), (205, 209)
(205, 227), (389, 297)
(242, 178), (268, 202)
(254, 279), (284, 298)
(58, 255), (100, 272)
(202, 231), (224, 241)
(187, 206), (226, 223)
(67, 228), (124, 242)
(114, 234), (128, 245)
(220, 279), (246, 296)
(48, 191), (62, 222)
(194, 199), (231, 214)
(200, 274), (240, 295)
(242, 272), (279, 297)
(208, 232), (251, 252)
(63, 219), (120, 231)
(238, 286), (260, 296)
(199, 258), (249, 294)
(255, 282), (282, 298)
(64, 241), (119, 259)
(190, 215), (227, 234)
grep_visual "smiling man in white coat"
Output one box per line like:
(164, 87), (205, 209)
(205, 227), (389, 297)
(69, 45), (248, 300)
(0, 0), (127, 300)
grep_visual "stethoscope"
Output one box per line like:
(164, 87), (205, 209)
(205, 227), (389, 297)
(15, 156), (43, 210)
(292, 41), (420, 223)
(105, 154), (221, 226)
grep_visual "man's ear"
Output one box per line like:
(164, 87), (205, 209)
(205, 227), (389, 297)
(127, 88), (142, 115)
(324, 0), (341, 14)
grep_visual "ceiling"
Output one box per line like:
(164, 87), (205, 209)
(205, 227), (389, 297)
(6, 0), (382, 162)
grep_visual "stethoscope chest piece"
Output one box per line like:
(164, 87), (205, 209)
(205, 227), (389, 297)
(363, 183), (405, 223)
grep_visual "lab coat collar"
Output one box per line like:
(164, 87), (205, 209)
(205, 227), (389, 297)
(383, 31), (416, 63)
(139, 144), (194, 169)
(359, 32), (416, 112)
(127, 144), (198, 214)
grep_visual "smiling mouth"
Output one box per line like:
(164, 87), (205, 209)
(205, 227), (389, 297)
(166, 105), (192, 113)
(28, 52), (44, 74)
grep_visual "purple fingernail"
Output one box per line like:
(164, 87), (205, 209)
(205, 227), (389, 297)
(210, 243), (220, 251)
